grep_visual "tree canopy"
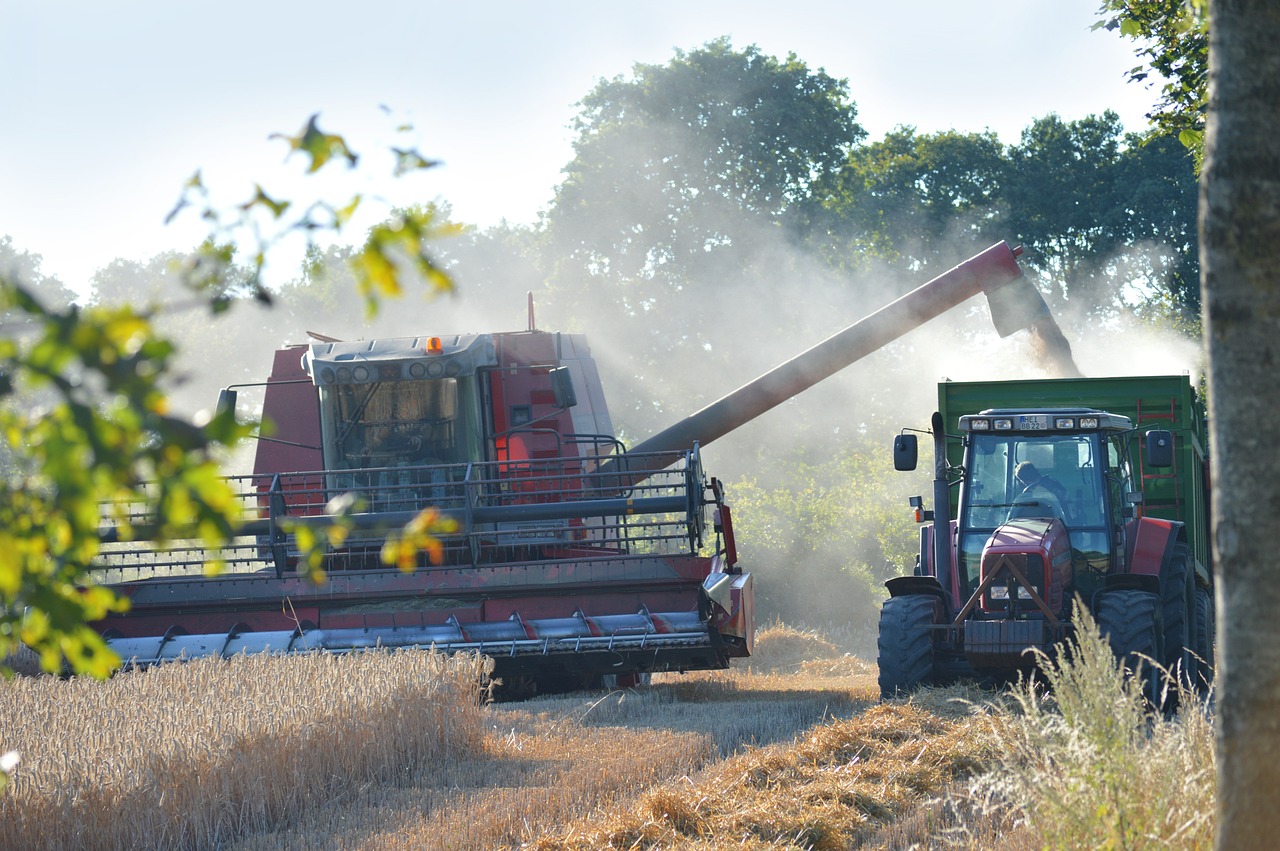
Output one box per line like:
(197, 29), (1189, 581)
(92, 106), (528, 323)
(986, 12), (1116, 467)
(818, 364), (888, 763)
(1095, 0), (1209, 162)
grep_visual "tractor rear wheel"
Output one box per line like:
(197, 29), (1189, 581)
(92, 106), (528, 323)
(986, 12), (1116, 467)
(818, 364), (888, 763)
(1097, 589), (1163, 704)
(1193, 586), (1215, 692)
(877, 594), (938, 699)
(1161, 541), (1193, 686)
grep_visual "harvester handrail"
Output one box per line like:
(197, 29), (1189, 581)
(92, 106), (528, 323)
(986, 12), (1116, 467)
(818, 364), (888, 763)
(91, 449), (714, 582)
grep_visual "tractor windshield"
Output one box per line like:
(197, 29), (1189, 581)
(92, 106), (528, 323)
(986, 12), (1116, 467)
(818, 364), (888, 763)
(957, 431), (1112, 599)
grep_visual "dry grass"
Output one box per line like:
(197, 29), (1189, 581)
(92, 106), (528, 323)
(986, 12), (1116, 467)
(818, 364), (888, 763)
(970, 608), (1217, 849)
(527, 685), (1002, 850)
(1, 644), (43, 677)
(231, 714), (716, 850)
(0, 650), (491, 851)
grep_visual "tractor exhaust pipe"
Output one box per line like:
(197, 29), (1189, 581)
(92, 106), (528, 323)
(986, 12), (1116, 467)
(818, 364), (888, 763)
(931, 411), (952, 601)
(618, 242), (1048, 476)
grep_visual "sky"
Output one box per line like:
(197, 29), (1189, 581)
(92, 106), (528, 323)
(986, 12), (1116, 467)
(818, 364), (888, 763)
(1, 1), (1161, 295)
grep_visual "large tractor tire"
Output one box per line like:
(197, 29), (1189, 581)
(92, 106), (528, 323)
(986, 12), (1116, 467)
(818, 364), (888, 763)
(1193, 586), (1215, 692)
(1097, 589), (1163, 704)
(877, 594), (938, 699)
(1160, 541), (1194, 686)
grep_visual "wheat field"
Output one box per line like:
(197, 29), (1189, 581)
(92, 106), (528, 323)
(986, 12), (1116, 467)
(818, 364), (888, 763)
(0, 650), (491, 850)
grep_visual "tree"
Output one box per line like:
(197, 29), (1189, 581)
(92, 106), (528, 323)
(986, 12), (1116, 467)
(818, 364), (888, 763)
(1096, 0), (1210, 162)
(817, 127), (1008, 273)
(551, 37), (863, 267)
(0, 238), (76, 313)
(1005, 112), (1130, 315)
(1003, 111), (1199, 323)
(817, 113), (1199, 326)
(544, 39), (864, 437)
(1199, 2), (1280, 847)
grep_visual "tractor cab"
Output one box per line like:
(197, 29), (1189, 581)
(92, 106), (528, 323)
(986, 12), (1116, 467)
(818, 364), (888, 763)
(956, 409), (1136, 611)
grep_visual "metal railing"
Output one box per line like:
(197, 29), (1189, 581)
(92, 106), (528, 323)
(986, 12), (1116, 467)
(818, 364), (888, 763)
(92, 448), (709, 582)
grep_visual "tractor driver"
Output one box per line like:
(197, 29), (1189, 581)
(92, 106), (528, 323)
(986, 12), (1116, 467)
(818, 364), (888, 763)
(1011, 461), (1067, 521)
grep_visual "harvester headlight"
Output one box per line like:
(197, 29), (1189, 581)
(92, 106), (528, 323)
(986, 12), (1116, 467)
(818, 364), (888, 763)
(990, 585), (1009, 600)
(970, 418), (990, 431)
(993, 418), (1013, 430)
(1079, 416), (1100, 429)
(409, 361), (427, 379)
(1055, 417), (1076, 429)
(352, 365), (370, 382)
(427, 361), (444, 378)
(320, 368), (336, 384)
(1017, 586), (1034, 599)
(336, 366), (352, 383)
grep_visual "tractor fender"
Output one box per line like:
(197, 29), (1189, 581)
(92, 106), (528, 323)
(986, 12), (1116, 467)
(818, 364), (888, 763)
(1104, 572), (1161, 596)
(1125, 516), (1185, 577)
(885, 575), (951, 621)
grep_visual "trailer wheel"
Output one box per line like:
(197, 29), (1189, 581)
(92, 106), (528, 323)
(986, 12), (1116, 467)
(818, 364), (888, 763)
(1193, 586), (1215, 692)
(1097, 589), (1163, 704)
(877, 594), (938, 699)
(1160, 541), (1193, 687)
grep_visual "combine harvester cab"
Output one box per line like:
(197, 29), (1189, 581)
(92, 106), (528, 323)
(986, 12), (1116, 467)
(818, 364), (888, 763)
(880, 375), (1213, 700)
(91, 240), (1058, 694)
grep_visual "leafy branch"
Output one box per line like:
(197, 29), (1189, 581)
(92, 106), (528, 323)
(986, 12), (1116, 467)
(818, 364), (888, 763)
(1, 112), (461, 681)
(165, 112), (459, 316)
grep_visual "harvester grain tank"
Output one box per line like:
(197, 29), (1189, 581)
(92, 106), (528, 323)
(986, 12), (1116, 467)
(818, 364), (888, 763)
(91, 241), (1050, 693)
(879, 375), (1212, 698)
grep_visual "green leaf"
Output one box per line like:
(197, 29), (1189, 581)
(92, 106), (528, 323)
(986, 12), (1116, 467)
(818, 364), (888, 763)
(391, 147), (440, 177)
(240, 184), (291, 219)
(271, 114), (359, 173)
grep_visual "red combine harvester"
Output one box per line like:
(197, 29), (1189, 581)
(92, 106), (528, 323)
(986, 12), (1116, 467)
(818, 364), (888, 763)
(91, 241), (1049, 694)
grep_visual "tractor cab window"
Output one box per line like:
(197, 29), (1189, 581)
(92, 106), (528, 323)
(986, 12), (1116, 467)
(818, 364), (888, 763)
(962, 432), (1104, 528)
(958, 432), (1110, 597)
(1106, 434), (1137, 523)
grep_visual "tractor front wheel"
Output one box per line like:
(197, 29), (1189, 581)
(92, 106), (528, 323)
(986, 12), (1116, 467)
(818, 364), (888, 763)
(1097, 589), (1163, 704)
(877, 594), (938, 699)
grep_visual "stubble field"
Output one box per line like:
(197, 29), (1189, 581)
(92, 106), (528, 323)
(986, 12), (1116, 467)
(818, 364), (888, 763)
(0, 621), (1213, 850)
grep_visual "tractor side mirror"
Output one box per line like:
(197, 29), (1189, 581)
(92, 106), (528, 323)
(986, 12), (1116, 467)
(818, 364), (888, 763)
(1145, 429), (1174, 468)
(216, 388), (238, 420)
(893, 434), (918, 471)
(551, 366), (578, 409)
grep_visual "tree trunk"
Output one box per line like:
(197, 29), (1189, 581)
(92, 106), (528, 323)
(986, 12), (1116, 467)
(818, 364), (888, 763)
(1202, 2), (1280, 848)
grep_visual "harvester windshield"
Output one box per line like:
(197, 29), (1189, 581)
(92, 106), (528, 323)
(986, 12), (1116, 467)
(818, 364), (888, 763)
(322, 377), (482, 469)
